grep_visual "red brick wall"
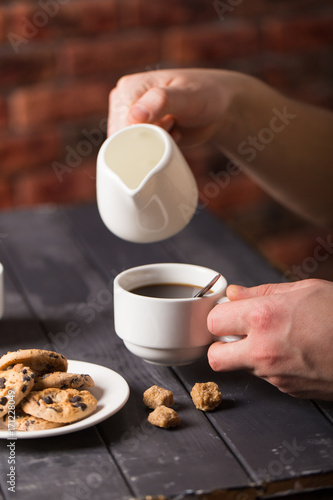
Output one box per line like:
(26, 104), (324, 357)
(0, 0), (333, 278)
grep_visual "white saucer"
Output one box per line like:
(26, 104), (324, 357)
(0, 359), (130, 439)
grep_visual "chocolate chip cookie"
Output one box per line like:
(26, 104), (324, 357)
(0, 364), (35, 417)
(21, 388), (97, 423)
(0, 349), (68, 374)
(2, 407), (63, 431)
(34, 372), (94, 390)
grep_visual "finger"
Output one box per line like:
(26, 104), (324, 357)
(108, 86), (178, 135)
(207, 339), (251, 372)
(108, 73), (155, 135)
(227, 279), (321, 301)
(154, 115), (176, 132)
(207, 300), (250, 337)
(108, 88), (133, 136)
(128, 85), (194, 127)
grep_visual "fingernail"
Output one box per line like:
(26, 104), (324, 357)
(129, 103), (151, 122)
(227, 284), (247, 296)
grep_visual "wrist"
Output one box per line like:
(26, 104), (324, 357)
(210, 72), (268, 153)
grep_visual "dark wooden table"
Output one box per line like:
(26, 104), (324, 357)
(0, 203), (332, 500)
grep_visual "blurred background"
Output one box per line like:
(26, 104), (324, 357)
(0, 0), (332, 279)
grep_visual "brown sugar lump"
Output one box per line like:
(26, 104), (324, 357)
(190, 382), (222, 412)
(148, 405), (181, 429)
(143, 385), (174, 409)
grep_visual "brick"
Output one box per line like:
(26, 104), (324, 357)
(212, 0), (267, 22)
(0, 130), (60, 174)
(294, 80), (333, 109)
(117, 0), (216, 28)
(212, 0), (333, 21)
(260, 230), (320, 268)
(137, 0), (215, 26)
(0, 97), (7, 130)
(0, 8), (4, 42)
(3, 0), (116, 43)
(0, 46), (57, 87)
(262, 14), (333, 52)
(61, 32), (160, 77)
(0, 179), (12, 209)
(162, 22), (259, 63)
(197, 170), (269, 217)
(14, 159), (96, 206)
(9, 82), (110, 130)
(259, 229), (333, 281)
(2, 3), (34, 45)
(60, 116), (107, 155)
(57, 0), (117, 36)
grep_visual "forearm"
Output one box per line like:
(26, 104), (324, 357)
(213, 74), (333, 227)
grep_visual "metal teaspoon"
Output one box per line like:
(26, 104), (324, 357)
(194, 274), (222, 298)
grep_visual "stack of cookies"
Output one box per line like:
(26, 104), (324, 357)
(0, 349), (97, 432)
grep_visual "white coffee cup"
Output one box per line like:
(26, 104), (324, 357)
(97, 124), (198, 243)
(113, 263), (228, 366)
(0, 263), (3, 319)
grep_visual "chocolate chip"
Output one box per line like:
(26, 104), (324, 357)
(22, 384), (28, 393)
(0, 378), (6, 389)
(69, 396), (82, 403)
(22, 368), (27, 374)
(0, 397), (7, 406)
(23, 375), (31, 382)
(42, 396), (53, 404)
(72, 402), (87, 411)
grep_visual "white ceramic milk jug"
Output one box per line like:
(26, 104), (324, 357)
(96, 124), (198, 243)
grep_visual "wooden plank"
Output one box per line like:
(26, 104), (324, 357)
(0, 220), (132, 500)
(0, 206), (251, 499)
(63, 204), (283, 287)
(174, 358), (333, 496)
(316, 401), (333, 425)
(64, 204), (333, 497)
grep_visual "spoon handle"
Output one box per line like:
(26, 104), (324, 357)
(194, 274), (222, 298)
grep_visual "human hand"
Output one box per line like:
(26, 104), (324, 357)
(207, 279), (333, 400)
(108, 68), (238, 146)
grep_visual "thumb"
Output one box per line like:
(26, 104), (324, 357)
(129, 86), (192, 125)
(227, 279), (319, 301)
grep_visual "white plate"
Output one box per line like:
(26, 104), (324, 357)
(0, 360), (130, 439)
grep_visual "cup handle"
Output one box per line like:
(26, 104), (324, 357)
(215, 296), (245, 343)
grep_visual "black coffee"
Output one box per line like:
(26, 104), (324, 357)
(130, 283), (208, 299)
